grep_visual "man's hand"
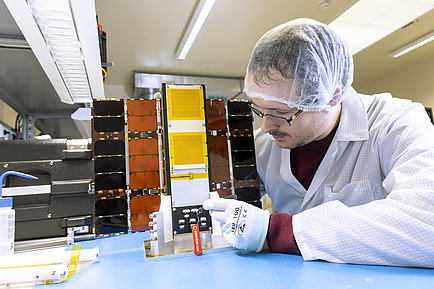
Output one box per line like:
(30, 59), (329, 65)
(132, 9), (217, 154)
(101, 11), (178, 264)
(203, 198), (270, 252)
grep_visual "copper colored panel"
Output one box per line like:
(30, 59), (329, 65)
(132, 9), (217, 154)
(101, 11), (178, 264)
(129, 154), (159, 172)
(208, 135), (230, 184)
(206, 100), (227, 130)
(206, 99), (225, 115)
(131, 194), (161, 232)
(129, 138), (158, 155)
(127, 99), (156, 116)
(209, 150), (230, 167)
(131, 214), (149, 232)
(210, 166), (230, 183)
(131, 194), (160, 214)
(208, 136), (229, 152)
(208, 116), (226, 130)
(128, 115), (157, 132)
(130, 171), (160, 189)
(216, 189), (232, 198)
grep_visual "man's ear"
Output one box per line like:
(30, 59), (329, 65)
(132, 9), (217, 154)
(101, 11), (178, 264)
(328, 86), (342, 107)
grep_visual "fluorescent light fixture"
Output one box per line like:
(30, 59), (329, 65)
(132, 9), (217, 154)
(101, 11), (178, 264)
(175, 0), (220, 60)
(3, 0), (104, 104)
(329, 0), (434, 55)
(389, 30), (434, 58)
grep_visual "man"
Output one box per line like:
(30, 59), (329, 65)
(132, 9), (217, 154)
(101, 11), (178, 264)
(203, 18), (434, 268)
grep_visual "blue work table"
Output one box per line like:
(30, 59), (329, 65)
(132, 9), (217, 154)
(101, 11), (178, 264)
(35, 232), (434, 289)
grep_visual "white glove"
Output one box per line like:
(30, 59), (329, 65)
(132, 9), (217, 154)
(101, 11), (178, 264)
(203, 198), (270, 252)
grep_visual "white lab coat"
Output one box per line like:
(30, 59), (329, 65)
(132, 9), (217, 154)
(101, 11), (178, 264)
(255, 89), (434, 268)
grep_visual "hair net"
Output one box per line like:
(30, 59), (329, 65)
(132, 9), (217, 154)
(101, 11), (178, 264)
(245, 18), (354, 112)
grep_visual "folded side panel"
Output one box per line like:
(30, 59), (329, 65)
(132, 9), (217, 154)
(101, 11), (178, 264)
(92, 99), (128, 237)
(206, 99), (231, 198)
(227, 100), (261, 208)
(127, 99), (162, 233)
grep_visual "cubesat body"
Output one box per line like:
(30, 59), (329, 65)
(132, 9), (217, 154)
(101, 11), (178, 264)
(91, 84), (261, 252)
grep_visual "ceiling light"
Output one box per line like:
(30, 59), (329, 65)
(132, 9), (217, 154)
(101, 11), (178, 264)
(175, 0), (220, 60)
(389, 30), (434, 58)
(329, 0), (434, 55)
(3, 0), (104, 104)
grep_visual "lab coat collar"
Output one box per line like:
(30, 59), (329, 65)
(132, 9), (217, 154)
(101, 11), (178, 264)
(300, 88), (370, 210)
(336, 88), (369, 142)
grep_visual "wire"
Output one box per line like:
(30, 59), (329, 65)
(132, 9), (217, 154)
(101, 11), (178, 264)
(102, 67), (107, 85)
(14, 114), (20, 139)
(18, 117), (22, 140)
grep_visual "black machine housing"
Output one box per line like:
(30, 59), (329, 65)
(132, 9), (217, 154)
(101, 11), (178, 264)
(0, 139), (94, 241)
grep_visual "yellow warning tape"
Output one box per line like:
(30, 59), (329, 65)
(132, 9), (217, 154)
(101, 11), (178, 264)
(41, 243), (82, 284)
(66, 243), (82, 279)
(171, 172), (208, 180)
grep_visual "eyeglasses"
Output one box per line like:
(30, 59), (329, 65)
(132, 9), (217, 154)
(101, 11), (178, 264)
(249, 102), (302, 127)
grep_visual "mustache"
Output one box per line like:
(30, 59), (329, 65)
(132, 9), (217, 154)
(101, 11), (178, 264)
(269, 130), (289, 137)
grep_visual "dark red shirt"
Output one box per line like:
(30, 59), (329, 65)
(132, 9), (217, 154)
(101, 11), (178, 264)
(291, 126), (338, 189)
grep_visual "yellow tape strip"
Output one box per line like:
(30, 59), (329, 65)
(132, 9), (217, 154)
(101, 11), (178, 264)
(66, 244), (82, 280)
(171, 172), (208, 180)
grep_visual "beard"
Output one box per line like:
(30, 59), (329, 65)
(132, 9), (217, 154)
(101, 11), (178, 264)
(268, 120), (325, 149)
(266, 106), (340, 150)
(269, 130), (312, 149)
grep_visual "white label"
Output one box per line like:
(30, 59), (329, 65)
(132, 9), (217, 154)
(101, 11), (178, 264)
(0, 209), (14, 256)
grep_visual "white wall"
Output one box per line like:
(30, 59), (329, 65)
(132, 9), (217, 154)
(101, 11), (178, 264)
(354, 56), (434, 110)
(103, 84), (132, 99)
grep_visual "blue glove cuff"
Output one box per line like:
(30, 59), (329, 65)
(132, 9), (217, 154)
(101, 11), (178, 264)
(246, 208), (270, 252)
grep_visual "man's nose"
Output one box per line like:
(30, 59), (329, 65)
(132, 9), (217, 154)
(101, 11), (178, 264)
(261, 116), (279, 133)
